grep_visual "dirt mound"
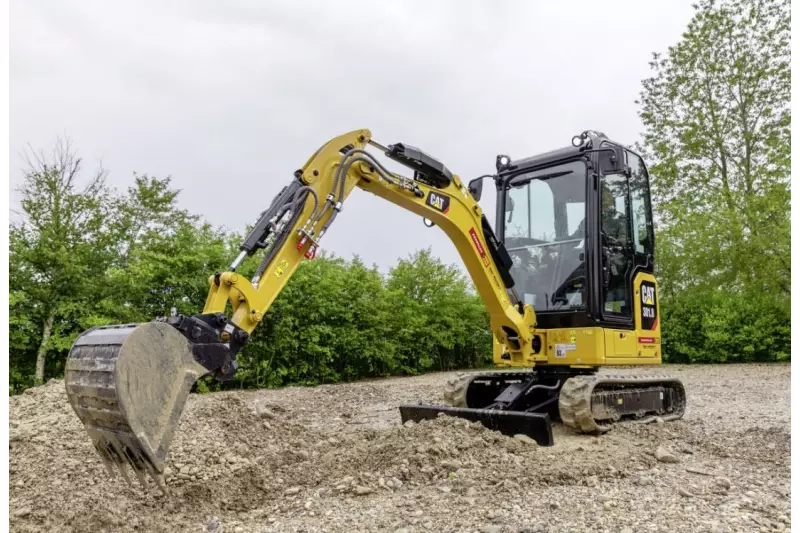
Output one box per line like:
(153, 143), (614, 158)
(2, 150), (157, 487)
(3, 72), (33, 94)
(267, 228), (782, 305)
(9, 365), (791, 533)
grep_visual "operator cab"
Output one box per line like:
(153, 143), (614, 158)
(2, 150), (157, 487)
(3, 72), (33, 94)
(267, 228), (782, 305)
(493, 131), (655, 330)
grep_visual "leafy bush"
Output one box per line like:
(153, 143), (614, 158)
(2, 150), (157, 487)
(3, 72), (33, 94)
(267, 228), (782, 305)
(661, 290), (790, 363)
(203, 249), (492, 391)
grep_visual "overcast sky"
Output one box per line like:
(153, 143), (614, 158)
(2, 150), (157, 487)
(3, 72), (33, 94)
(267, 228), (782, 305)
(11, 0), (696, 272)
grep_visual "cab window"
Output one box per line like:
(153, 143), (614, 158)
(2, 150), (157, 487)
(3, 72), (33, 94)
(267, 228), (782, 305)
(504, 160), (588, 311)
(627, 151), (655, 262)
(600, 172), (633, 318)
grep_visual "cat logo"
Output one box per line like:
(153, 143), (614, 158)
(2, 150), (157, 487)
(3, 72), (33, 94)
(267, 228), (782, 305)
(569, 329), (576, 344)
(426, 191), (450, 214)
(642, 285), (655, 305)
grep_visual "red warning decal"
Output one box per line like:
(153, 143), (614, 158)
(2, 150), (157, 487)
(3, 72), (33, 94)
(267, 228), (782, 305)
(638, 337), (656, 344)
(469, 228), (490, 267)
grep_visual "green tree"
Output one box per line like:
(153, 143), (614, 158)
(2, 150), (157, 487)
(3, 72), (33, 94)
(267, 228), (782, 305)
(387, 249), (491, 372)
(96, 176), (229, 325)
(636, 0), (790, 363)
(202, 248), (492, 392)
(10, 139), (116, 384)
(230, 253), (398, 389)
(9, 139), (217, 390)
(661, 290), (789, 363)
(112, 174), (192, 268)
(637, 0), (790, 298)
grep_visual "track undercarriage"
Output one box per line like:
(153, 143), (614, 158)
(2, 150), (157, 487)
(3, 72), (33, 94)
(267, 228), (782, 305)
(399, 369), (686, 446)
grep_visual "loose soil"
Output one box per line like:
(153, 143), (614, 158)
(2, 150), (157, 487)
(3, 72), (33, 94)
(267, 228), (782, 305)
(9, 364), (790, 533)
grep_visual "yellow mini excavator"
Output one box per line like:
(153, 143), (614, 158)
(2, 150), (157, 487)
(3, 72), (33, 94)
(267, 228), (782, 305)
(64, 129), (685, 487)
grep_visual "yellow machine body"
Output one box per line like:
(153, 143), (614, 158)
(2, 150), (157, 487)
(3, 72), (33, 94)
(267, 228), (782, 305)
(494, 272), (662, 367)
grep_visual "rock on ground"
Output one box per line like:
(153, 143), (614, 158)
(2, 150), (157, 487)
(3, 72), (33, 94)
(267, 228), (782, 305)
(655, 445), (680, 463)
(9, 364), (791, 533)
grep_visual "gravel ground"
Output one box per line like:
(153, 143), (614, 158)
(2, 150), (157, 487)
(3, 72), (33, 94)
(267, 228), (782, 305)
(9, 364), (790, 533)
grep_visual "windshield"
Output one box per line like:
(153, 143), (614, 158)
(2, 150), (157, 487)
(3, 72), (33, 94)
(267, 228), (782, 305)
(504, 160), (587, 311)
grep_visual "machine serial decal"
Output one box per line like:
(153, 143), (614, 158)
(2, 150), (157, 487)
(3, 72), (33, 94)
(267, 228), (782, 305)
(554, 343), (576, 358)
(426, 191), (450, 213)
(469, 228), (490, 267)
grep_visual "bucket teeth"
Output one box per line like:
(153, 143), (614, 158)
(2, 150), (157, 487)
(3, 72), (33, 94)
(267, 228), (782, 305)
(97, 446), (117, 478)
(110, 438), (134, 483)
(89, 433), (163, 488)
(149, 470), (168, 494)
(132, 464), (148, 488)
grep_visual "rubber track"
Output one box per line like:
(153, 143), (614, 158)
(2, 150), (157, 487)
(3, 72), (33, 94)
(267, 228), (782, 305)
(559, 374), (687, 434)
(444, 371), (686, 434)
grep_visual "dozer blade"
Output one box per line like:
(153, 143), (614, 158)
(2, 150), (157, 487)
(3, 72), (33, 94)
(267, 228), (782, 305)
(64, 322), (208, 488)
(398, 404), (554, 446)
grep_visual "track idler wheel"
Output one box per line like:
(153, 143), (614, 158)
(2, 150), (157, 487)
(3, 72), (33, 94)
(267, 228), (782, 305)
(442, 373), (472, 407)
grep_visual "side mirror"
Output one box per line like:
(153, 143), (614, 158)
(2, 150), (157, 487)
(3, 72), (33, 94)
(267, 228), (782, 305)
(598, 145), (627, 175)
(467, 176), (485, 201)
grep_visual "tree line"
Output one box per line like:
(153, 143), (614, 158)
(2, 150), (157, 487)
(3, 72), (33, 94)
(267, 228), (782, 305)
(8, 145), (491, 393)
(9, 0), (790, 393)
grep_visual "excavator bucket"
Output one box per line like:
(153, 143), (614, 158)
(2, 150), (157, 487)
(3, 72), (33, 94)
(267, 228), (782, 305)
(64, 322), (208, 488)
(398, 404), (554, 446)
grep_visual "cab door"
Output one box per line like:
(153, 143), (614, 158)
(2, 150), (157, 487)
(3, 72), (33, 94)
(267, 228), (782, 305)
(598, 171), (635, 322)
(602, 149), (658, 359)
(596, 146), (660, 359)
(597, 148), (636, 358)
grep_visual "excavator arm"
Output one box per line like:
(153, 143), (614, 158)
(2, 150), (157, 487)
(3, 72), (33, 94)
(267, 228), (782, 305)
(203, 129), (535, 359)
(64, 129), (539, 487)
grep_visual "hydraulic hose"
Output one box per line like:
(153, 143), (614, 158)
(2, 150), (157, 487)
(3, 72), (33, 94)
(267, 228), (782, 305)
(313, 149), (402, 232)
(317, 154), (401, 237)
(252, 185), (318, 283)
(333, 149), (400, 199)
